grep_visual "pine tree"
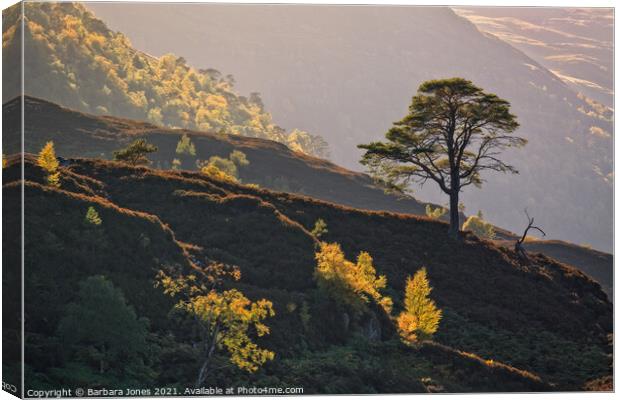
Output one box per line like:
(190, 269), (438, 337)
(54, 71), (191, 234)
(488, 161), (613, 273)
(397, 267), (442, 343)
(37, 141), (60, 187)
(359, 78), (524, 238)
(113, 139), (158, 166)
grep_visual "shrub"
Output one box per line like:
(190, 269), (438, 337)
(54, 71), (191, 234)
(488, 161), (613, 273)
(425, 205), (447, 220)
(462, 211), (496, 240)
(37, 141), (60, 187)
(84, 206), (102, 226)
(311, 218), (328, 239)
(397, 267), (442, 343)
(314, 242), (392, 314)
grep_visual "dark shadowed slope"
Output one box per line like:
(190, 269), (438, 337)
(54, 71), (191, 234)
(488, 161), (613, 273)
(3, 154), (612, 390)
(6, 95), (429, 216)
(4, 95), (612, 301)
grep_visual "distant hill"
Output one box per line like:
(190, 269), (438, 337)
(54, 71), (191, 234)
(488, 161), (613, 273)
(4, 95), (611, 302)
(3, 154), (612, 391)
(454, 7), (613, 107)
(2, 2), (328, 158)
(86, 3), (613, 251)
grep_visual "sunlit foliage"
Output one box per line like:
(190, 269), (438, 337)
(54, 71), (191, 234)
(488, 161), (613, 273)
(84, 206), (102, 226)
(397, 267), (442, 343)
(156, 263), (275, 387)
(311, 218), (328, 239)
(229, 150), (249, 167)
(198, 150), (250, 183)
(462, 211), (496, 240)
(15, 2), (329, 157)
(113, 139), (158, 166)
(37, 141), (60, 187)
(315, 242), (392, 314)
(425, 205), (447, 220)
(175, 134), (196, 156)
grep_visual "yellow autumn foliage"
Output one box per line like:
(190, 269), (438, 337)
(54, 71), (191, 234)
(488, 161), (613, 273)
(397, 267), (442, 343)
(315, 242), (392, 313)
(156, 263), (274, 382)
(37, 141), (60, 187)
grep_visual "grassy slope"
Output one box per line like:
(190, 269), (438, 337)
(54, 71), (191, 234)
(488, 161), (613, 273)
(5, 154), (611, 391)
(8, 95), (428, 215)
(496, 238), (613, 300)
(6, 95), (612, 300)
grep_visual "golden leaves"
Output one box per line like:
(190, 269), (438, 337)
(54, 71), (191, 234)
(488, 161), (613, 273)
(37, 141), (60, 187)
(315, 242), (392, 314)
(397, 267), (442, 344)
(156, 264), (275, 374)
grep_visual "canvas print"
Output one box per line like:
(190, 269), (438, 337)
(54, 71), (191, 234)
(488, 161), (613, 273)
(2, 1), (614, 396)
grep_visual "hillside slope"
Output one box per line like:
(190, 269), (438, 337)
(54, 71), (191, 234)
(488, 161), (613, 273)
(454, 7), (613, 106)
(4, 154), (611, 391)
(86, 3), (613, 251)
(4, 95), (611, 300)
(2, 2), (328, 157)
(5, 95), (429, 216)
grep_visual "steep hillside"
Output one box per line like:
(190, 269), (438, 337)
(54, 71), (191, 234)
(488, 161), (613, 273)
(4, 95), (611, 301)
(454, 7), (613, 106)
(495, 237), (613, 300)
(86, 3), (613, 251)
(4, 154), (611, 391)
(5, 95), (429, 216)
(2, 2), (328, 157)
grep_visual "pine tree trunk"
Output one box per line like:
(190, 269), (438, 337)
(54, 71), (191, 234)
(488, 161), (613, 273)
(449, 190), (460, 239)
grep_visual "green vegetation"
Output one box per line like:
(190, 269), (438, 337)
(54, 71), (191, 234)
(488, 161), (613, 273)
(425, 205), (447, 220)
(11, 2), (328, 158)
(462, 211), (496, 240)
(174, 134), (197, 169)
(57, 276), (154, 382)
(113, 139), (158, 166)
(6, 151), (611, 392)
(311, 218), (329, 239)
(37, 141), (60, 187)
(84, 206), (102, 226)
(359, 78), (525, 238)
(175, 134), (196, 157)
(157, 263), (275, 387)
(198, 150), (250, 183)
(397, 268), (442, 343)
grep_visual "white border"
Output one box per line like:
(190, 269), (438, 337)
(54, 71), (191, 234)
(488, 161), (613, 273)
(0, 1), (616, 400)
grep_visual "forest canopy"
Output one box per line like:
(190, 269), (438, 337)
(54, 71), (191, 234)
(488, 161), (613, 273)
(7, 2), (329, 158)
